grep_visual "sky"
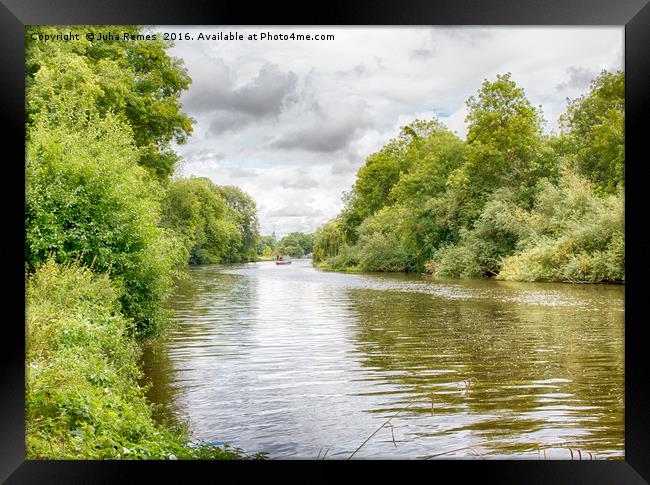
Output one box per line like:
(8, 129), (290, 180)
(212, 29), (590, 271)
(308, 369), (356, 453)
(157, 26), (623, 238)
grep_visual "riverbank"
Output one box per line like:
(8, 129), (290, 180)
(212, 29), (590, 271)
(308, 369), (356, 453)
(26, 260), (265, 460)
(314, 259), (624, 285)
(312, 72), (624, 286)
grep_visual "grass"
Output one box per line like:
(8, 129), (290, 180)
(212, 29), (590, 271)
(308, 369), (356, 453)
(26, 260), (266, 460)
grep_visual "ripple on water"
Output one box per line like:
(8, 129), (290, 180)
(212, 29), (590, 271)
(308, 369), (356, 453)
(142, 261), (624, 459)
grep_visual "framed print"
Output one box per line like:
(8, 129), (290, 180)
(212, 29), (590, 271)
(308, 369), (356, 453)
(2, 0), (649, 482)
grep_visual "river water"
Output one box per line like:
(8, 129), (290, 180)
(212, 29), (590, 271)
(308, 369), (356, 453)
(141, 259), (624, 460)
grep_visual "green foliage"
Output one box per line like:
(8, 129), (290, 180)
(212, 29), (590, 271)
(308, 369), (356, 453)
(25, 107), (183, 337)
(26, 261), (265, 460)
(313, 220), (345, 263)
(319, 244), (362, 272)
(559, 70), (624, 193)
(217, 185), (260, 262)
(26, 26), (194, 181)
(256, 235), (278, 257)
(320, 71), (623, 284)
(498, 170), (624, 283)
(390, 129), (467, 207)
(277, 232), (314, 257)
(429, 188), (525, 277)
(339, 119), (451, 242)
(463, 73), (558, 206)
(160, 177), (244, 265)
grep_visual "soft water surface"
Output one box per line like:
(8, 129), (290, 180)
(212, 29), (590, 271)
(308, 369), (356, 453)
(141, 259), (624, 459)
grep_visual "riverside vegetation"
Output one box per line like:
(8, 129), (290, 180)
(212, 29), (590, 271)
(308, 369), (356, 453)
(24, 25), (623, 461)
(25, 26), (266, 459)
(313, 71), (624, 284)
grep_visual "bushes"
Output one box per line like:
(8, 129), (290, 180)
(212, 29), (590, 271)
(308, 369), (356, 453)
(315, 70), (624, 284)
(319, 244), (362, 272)
(498, 171), (624, 283)
(430, 188), (524, 277)
(25, 110), (184, 337)
(26, 261), (262, 460)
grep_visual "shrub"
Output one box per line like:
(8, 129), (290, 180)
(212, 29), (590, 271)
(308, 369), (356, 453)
(429, 188), (524, 277)
(497, 170), (624, 283)
(26, 261), (264, 459)
(25, 110), (184, 337)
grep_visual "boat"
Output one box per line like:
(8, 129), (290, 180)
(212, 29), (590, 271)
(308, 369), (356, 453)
(275, 256), (292, 265)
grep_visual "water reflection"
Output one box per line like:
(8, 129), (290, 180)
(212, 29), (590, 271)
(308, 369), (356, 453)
(141, 260), (624, 459)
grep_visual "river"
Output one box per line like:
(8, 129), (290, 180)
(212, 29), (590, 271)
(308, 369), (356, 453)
(140, 259), (624, 460)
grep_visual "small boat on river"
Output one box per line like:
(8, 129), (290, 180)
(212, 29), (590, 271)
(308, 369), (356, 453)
(275, 255), (292, 265)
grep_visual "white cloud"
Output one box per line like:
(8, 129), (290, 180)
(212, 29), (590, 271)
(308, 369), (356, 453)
(160, 26), (623, 236)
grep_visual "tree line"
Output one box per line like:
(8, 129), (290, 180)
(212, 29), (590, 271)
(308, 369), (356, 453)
(24, 26), (266, 459)
(313, 71), (624, 284)
(25, 26), (264, 338)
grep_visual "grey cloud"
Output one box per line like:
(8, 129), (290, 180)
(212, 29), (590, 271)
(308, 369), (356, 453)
(556, 66), (598, 91)
(412, 28), (491, 60)
(410, 48), (436, 59)
(436, 27), (493, 44)
(182, 58), (234, 112)
(330, 161), (354, 175)
(335, 63), (368, 77)
(331, 150), (364, 175)
(228, 167), (258, 178)
(195, 149), (224, 161)
(208, 110), (255, 135)
(270, 104), (371, 153)
(231, 64), (298, 116)
(184, 61), (298, 119)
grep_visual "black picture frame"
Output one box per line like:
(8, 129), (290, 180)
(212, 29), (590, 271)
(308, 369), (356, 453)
(2, 1), (649, 482)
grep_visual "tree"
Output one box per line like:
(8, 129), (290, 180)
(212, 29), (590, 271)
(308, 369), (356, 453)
(464, 73), (556, 201)
(161, 178), (240, 265)
(390, 129), (467, 207)
(277, 232), (314, 257)
(559, 70), (624, 193)
(340, 119), (452, 243)
(313, 220), (345, 263)
(217, 186), (260, 262)
(25, 106), (184, 337)
(257, 235), (278, 256)
(26, 26), (194, 181)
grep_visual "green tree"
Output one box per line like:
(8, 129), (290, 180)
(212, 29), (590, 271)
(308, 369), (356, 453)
(390, 129), (467, 207)
(340, 119), (455, 243)
(277, 232), (314, 257)
(256, 235), (278, 256)
(464, 73), (557, 203)
(26, 26), (194, 181)
(25, 106), (184, 336)
(558, 70), (624, 193)
(161, 178), (240, 265)
(217, 186), (260, 262)
(313, 220), (345, 263)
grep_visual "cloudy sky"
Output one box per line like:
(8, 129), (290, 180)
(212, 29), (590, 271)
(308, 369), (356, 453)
(158, 27), (623, 237)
